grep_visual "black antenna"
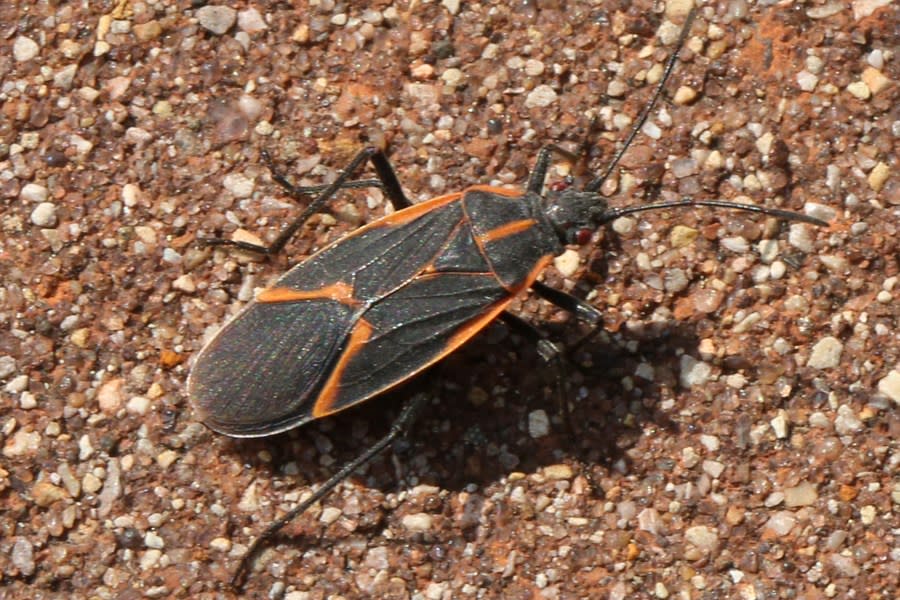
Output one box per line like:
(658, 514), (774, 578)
(598, 198), (828, 226)
(585, 7), (697, 194)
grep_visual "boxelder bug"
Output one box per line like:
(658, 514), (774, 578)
(188, 6), (827, 587)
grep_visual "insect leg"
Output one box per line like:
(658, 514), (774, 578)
(526, 143), (580, 195)
(231, 391), (430, 589)
(499, 312), (573, 443)
(530, 281), (604, 325)
(204, 147), (412, 255)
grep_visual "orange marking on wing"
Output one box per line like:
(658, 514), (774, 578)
(310, 256), (554, 419)
(464, 184), (523, 197)
(312, 318), (374, 418)
(477, 218), (538, 244)
(257, 282), (356, 305)
(446, 256), (553, 349)
(375, 192), (464, 226)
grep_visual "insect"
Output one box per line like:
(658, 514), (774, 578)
(188, 7), (826, 587)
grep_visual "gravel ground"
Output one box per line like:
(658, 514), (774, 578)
(1, 1), (898, 598)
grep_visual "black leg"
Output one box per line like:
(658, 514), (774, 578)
(500, 311), (598, 496)
(526, 143), (579, 195)
(499, 312), (573, 443)
(230, 392), (430, 590)
(203, 147), (412, 256)
(531, 281), (604, 325)
(260, 149), (389, 204)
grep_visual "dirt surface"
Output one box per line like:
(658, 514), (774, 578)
(1, 1), (898, 598)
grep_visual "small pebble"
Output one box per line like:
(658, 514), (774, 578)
(544, 464), (574, 480)
(867, 162), (889, 192)
(861, 67), (890, 95)
(11, 539), (35, 576)
(721, 236), (749, 253)
(607, 80), (627, 98)
(197, 5), (237, 35)
(528, 409), (550, 438)
(402, 513), (433, 532)
(320, 506), (342, 524)
(525, 85), (558, 108)
(156, 450), (178, 469)
(553, 249), (580, 277)
(702, 460), (725, 478)
(876, 370), (900, 405)
(681, 447), (700, 468)
(173, 274), (196, 293)
(210, 537), (232, 552)
(788, 224), (815, 253)
(31, 203), (58, 227)
(834, 404), (863, 435)
(145, 531), (165, 549)
(796, 70), (818, 91)
(807, 336), (843, 369)
(612, 217), (636, 235)
(33, 481), (69, 507)
(673, 86), (698, 105)
(237, 8), (267, 33)
(20, 183), (49, 203)
(764, 492), (785, 507)
(98, 378), (125, 414)
(669, 225), (698, 248)
(763, 511), (796, 536)
(846, 81), (871, 100)
(685, 525), (718, 552)
(680, 355), (712, 387)
(0, 356), (15, 379)
(638, 508), (661, 534)
(13, 36), (40, 61)
(223, 173), (254, 198)
(82, 473), (102, 494)
(5, 374), (28, 393)
(441, 68), (465, 88)
(140, 549), (162, 570)
(770, 410), (789, 439)
(829, 554), (860, 577)
(126, 396), (151, 415)
(3, 430), (41, 458)
(699, 435), (720, 452)
(784, 482), (818, 507)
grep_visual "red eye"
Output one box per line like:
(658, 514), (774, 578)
(575, 228), (593, 245)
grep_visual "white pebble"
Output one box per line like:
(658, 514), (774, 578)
(685, 525), (718, 552)
(876, 370), (900, 405)
(197, 5), (237, 35)
(524, 85), (558, 108)
(529, 409), (550, 438)
(223, 173), (254, 199)
(680, 355), (712, 387)
(763, 511), (796, 536)
(31, 203), (58, 227)
(553, 249), (580, 277)
(126, 396), (151, 415)
(401, 512), (433, 532)
(144, 531), (165, 549)
(20, 183), (49, 203)
(834, 404), (863, 435)
(807, 336), (842, 369)
(13, 36), (40, 61)
(237, 8), (267, 33)
(796, 71), (818, 91)
(788, 224), (815, 253)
